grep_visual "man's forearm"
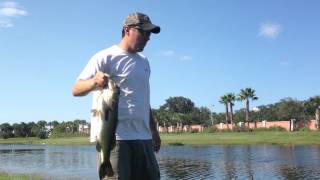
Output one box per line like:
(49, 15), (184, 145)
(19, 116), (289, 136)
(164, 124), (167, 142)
(149, 108), (158, 133)
(150, 108), (161, 152)
(72, 79), (96, 96)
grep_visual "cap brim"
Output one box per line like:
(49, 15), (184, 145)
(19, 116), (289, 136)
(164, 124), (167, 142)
(140, 23), (161, 34)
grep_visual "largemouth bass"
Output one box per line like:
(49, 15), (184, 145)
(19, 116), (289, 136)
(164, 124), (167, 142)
(92, 79), (120, 180)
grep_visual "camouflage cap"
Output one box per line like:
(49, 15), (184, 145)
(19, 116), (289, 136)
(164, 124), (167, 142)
(124, 12), (160, 34)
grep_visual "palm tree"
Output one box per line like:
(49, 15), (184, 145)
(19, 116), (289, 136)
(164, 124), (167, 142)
(37, 120), (47, 131)
(225, 93), (236, 127)
(238, 88), (258, 126)
(219, 95), (229, 124)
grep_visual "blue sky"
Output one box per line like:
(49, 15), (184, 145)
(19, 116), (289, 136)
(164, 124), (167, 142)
(1, 0), (319, 123)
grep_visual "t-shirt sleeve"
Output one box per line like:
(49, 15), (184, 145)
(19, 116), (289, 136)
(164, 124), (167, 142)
(77, 53), (109, 80)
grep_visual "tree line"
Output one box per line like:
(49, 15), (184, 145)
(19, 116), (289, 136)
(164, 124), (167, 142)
(2, 88), (319, 139)
(0, 119), (88, 139)
(154, 88), (320, 128)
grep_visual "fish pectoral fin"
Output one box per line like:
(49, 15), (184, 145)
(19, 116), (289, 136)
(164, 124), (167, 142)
(91, 109), (98, 116)
(91, 109), (103, 117)
(96, 142), (102, 151)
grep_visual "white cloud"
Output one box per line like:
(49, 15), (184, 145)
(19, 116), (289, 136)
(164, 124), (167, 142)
(0, 1), (27, 17)
(258, 22), (282, 39)
(160, 50), (176, 56)
(2, 1), (16, 8)
(0, 19), (13, 28)
(0, 7), (28, 17)
(0, 1), (27, 28)
(180, 55), (192, 61)
(280, 60), (289, 66)
(160, 50), (192, 61)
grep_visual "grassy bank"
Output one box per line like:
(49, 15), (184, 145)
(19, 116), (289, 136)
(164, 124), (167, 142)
(1, 131), (320, 146)
(0, 136), (92, 146)
(161, 131), (320, 145)
(0, 172), (41, 180)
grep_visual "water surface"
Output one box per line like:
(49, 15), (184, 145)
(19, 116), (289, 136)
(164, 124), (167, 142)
(0, 144), (319, 179)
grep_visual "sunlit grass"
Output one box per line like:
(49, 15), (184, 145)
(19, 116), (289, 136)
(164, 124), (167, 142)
(0, 136), (92, 146)
(0, 172), (41, 180)
(0, 131), (319, 146)
(160, 131), (320, 145)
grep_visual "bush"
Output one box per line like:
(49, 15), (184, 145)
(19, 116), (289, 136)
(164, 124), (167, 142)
(203, 127), (219, 133)
(50, 132), (88, 138)
(37, 130), (48, 139)
(190, 129), (199, 133)
(298, 127), (311, 132)
(232, 126), (252, 132)
(1, 132), (10, 139)
(50, 124), (66, 137)
(219, 128), (234, 132)
(267, 126), (287, 132)
(254, 128), (269, 132)
(0, 132), (13, 139)
(168, 142), (184, 146)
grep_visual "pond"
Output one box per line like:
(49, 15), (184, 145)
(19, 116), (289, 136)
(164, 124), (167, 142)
(0, 144), (320, 179)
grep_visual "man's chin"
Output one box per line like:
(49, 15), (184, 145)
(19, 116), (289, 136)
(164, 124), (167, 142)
(136, 47), (144, 52)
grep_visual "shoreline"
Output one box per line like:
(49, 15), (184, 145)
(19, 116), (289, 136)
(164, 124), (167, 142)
(0, 131), (319, 146)
(0, 171), (43, 180)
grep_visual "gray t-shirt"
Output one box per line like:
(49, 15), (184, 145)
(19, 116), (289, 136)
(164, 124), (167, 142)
(77, 45), (152, 141)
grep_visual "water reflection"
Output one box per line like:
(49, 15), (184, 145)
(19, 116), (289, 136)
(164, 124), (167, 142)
(157, 145), (320, 180)
(222, 146), (237, 180)
(159, 158), (213, 179)
(276, 146), (320, 180)
(0, 145), (97, 179)
(243, 146), (254, 180)
(0, 148), (44, 154)
(0, 144), (320, 179)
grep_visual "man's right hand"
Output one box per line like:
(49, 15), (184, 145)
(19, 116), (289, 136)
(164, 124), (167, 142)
(93, 71), (109, 88)
(72, 71), (109, 96)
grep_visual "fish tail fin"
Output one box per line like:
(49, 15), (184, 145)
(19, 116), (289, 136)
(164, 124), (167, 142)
(98, 161), (114, 179)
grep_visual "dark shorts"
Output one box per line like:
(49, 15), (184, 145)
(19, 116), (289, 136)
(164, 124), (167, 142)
(97, 140), (160, 180)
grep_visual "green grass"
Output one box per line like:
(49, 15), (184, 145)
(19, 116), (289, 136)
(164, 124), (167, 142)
(160, 131), (320, 145)
(0, 131), (320, 146)
(0, 136), (92, 146)
(0, 172), (41, 180)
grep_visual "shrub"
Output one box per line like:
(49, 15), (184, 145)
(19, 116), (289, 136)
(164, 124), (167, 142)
(232, 126), (251, 132)
(1, 132), (10, 139)
(254, 128), (269, 132)
(190, 129), (199, 133)
(50, 124), (66, 137)
(298, 127), (311, 132)
(168, 142), (184, 146)
(219, 128), (234, 132)
(0, 131), (13, 139)
(37, 130), (48, 139)
(50, 132), (88, 138)
(203, 127), (219, 133)
(268, 126), (287, 132)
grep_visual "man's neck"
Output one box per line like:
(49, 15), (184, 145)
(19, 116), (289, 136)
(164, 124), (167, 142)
(118, 39), (135, 54)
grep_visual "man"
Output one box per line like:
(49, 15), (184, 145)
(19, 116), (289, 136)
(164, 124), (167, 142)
(72, 12), (161, 180)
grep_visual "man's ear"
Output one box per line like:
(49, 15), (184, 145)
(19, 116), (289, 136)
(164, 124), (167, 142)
(124, 26), (130, 36)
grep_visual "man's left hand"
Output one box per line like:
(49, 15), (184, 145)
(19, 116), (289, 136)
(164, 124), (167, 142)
(152, 131), (161, 153)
